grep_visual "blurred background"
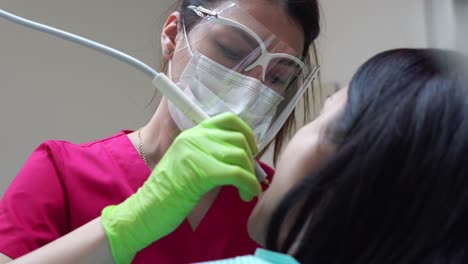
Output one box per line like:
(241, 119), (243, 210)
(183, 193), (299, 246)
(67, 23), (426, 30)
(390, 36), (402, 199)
(0, 0), (467, 196)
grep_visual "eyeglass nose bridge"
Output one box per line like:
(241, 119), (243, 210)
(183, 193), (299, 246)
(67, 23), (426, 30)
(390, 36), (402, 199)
(243, 55), (270, 82)
(243, 52), (309, 84)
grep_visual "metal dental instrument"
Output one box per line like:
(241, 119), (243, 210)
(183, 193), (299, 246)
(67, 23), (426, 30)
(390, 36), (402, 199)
(0, 8), (269, 185)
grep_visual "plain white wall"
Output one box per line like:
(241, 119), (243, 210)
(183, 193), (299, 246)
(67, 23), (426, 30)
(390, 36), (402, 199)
(455, 0), (468, 54)
(426, 0), (456, 50)
(1, 0), (428, 196)
(317, 0), (427, 86)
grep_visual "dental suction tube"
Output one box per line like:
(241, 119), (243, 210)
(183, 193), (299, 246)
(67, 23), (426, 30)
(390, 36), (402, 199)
(0, 8), (268, 184)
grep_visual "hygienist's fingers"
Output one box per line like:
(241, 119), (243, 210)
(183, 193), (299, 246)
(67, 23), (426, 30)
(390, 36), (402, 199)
(200, 112), (259, 155)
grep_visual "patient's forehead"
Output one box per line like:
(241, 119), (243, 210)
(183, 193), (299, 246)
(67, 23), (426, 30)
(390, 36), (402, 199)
(322, 86), (348, 115)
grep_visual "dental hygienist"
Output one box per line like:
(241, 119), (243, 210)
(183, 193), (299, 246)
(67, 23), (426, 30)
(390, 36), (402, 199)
(0, 0), (320, 263)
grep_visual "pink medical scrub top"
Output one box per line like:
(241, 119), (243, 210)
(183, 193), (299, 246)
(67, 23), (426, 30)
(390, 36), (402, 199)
(0, 131), (274, 263)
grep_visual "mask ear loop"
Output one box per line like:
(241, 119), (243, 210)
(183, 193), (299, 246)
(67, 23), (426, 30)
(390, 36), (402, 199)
(167, 20), (194, 81)
(168, 60), (172, 79)
(182, 22), (195, 56)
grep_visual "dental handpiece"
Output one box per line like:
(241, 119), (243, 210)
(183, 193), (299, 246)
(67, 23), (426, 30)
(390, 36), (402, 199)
(0, 8), (269, 185)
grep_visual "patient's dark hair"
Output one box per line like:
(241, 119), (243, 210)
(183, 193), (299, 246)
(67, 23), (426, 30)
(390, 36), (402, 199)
(267, 48), (468, 263)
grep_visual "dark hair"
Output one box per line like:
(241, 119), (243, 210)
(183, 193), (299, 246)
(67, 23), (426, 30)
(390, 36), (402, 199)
(160, 0), (321, 163)
(267, 48), (468, 263)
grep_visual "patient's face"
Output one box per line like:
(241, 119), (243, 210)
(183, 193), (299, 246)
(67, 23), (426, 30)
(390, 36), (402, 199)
(248, 87), (348, 246)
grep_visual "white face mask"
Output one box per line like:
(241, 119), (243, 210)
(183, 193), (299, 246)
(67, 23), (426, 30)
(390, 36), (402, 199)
(168, 49), (284, 142)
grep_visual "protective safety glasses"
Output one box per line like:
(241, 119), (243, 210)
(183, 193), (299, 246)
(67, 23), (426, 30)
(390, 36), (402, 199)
(185, 2), (318, 96)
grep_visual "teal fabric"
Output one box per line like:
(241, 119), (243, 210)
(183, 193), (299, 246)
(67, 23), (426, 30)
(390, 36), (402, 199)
(194, 248), (300, 264)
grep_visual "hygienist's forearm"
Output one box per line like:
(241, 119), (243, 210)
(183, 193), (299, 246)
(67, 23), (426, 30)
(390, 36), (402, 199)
(10, 217), (114, 264)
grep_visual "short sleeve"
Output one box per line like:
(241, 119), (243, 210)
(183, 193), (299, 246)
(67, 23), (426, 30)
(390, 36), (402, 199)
(0, 142), (69, 259)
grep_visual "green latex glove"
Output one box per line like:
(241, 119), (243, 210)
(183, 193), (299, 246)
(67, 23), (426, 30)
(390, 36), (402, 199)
(101, 112), (262, 264)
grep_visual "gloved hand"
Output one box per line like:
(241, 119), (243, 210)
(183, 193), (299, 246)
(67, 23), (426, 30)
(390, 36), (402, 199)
(101, 112), (262, 264)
